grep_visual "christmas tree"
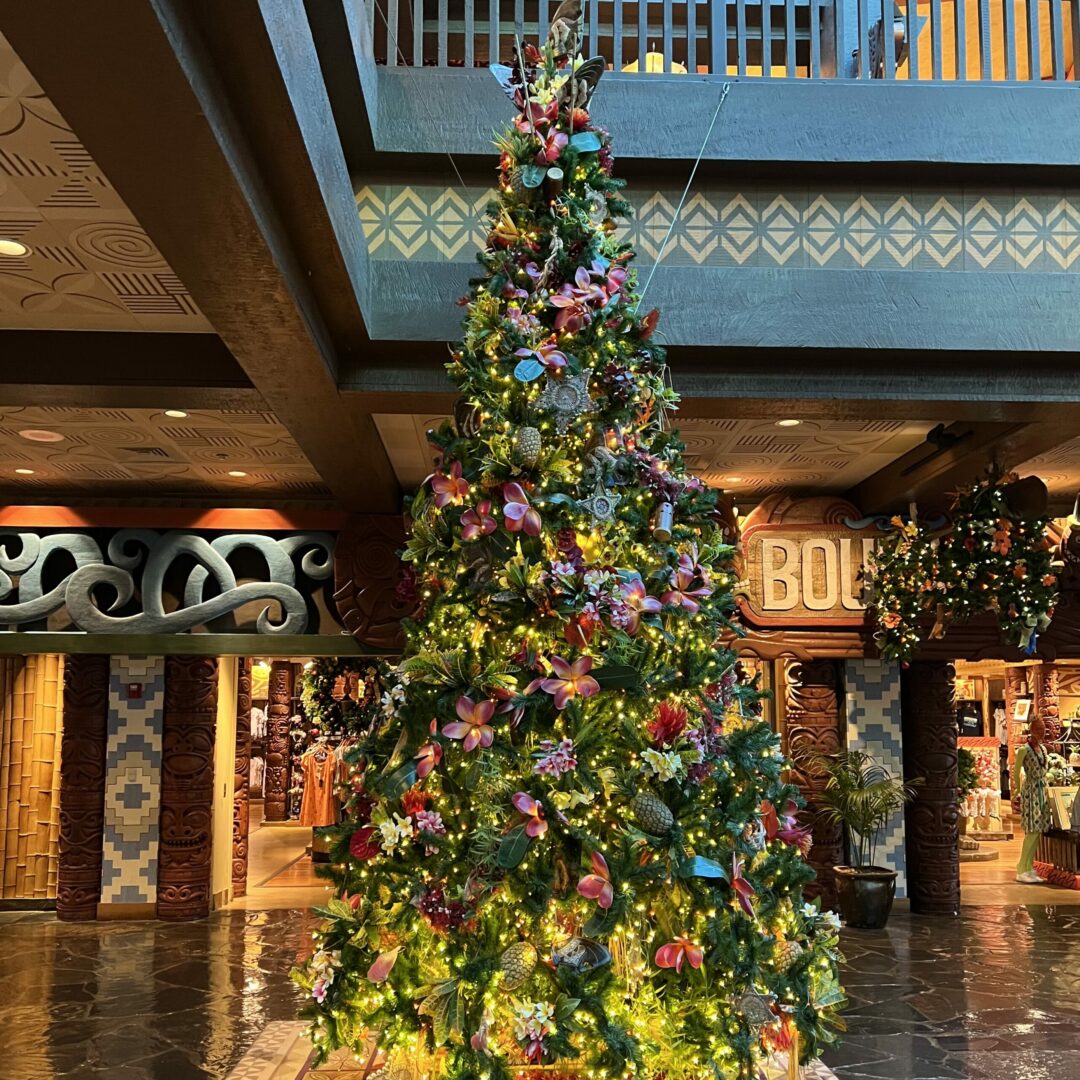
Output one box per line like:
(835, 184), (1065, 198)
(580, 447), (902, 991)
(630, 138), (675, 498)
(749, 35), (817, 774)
(294, 21), (843, 1079)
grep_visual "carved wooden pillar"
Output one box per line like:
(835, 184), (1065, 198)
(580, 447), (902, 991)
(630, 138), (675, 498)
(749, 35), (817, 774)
(232, 657), (252, 897)
(784, 660), (844, 909)
(1037, 664), (1062, 747)
(902, 660), (960, 916)
(157, 657), (218, 921)
(57, 654), (109, 921)
(262, 660), (292, 822)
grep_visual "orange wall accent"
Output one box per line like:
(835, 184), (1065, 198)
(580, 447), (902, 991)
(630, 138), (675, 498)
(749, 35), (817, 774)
(0, 506), (348, 531)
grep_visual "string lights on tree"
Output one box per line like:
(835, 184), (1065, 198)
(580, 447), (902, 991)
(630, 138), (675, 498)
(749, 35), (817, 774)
(292, 23), (844, 1079)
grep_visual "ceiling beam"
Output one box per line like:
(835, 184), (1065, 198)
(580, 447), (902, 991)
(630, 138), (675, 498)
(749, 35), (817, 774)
(849, 421), (1080, 514)
(0, 1), (399, 512)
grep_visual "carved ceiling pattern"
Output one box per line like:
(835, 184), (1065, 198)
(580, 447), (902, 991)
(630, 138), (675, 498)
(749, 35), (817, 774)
(0, 31), (210, 332)
(1019, 437), (1080, 501)
(373, 413), (938, 496)
(0, 405), (329, 501)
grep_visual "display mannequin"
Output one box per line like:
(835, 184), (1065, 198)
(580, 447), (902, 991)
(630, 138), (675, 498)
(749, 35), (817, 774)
(1013, 715), (1050, 883)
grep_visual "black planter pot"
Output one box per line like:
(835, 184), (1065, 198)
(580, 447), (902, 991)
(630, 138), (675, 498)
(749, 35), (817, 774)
(833, 865), (897, 929)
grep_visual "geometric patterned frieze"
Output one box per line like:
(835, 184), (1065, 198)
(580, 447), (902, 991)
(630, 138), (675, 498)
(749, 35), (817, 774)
(101, 656), (165, 904)
(357, 184), (1080, 274)
(0, 32), (209, 332)
(844, 658), (907, 899)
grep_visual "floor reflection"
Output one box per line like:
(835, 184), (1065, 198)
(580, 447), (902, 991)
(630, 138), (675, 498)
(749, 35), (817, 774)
(1, 906), (1079, 1079)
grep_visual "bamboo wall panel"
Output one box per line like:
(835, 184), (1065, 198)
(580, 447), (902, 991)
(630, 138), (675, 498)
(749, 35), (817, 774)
(0, 655), (64, 899)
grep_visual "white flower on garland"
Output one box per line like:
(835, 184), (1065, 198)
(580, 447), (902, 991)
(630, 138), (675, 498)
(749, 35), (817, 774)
(378, 813), (414, 853)
(310, 949), (341, 1004)
(640, 747), (684, 782)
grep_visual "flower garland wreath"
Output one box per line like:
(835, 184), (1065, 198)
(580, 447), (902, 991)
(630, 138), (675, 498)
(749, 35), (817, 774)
(870, 471), (1058, 662)
(299, 657), (385, 739)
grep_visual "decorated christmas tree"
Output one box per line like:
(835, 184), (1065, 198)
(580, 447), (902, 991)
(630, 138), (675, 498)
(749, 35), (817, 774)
(294, 18), (843, 1078)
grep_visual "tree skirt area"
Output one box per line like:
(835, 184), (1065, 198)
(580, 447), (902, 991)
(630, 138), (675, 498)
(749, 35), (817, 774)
(225, 1022), (838, 1080)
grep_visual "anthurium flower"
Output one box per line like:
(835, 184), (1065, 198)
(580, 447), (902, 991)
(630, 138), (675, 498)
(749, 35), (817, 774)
(366, 945), (401, 983)
(640, 308), (660, 339)
(541, 655), (600, 710)
(432, 460), (469, 508)
(442, 695), (496, 752)
(512, 791), (548, 838)
(732, 854), (757, 917)
(577, 851), (613, 909)
(655, 936), (704, 974)
(514, 338), (567, 369)
(620, 578), (662, 634)
(349, 826), (380, 861)
(503, 482), (541, 536)
(461, 499), (497, 541)
(415, 741), (443, 779)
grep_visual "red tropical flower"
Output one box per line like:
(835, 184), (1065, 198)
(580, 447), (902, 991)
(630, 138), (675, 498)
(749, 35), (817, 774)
(535, 129), (568, 164)
(432, 461), (469, 508)
(540, 655), (601, 710)
(461, 500), (497, 541)
(511, 791), (548, 838)
(577, 851), (613, 909)
(349, 826), (380, 861)
(655, 936), (704, 974)
(731, 854), (756, 917)
(503, 482), (541, 536)
(648, 702), (688, 747)
(442, 695), (496, 752)
(640, 308), (660, 339)
(761, 799), (813, 856)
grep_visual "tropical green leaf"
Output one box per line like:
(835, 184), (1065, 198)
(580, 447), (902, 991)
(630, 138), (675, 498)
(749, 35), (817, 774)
(496, 822), (532, 868)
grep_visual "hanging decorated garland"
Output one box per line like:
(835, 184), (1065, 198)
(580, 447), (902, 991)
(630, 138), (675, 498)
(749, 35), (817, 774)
(299, 658), (385, 738)
(870, 471), (1058, 662)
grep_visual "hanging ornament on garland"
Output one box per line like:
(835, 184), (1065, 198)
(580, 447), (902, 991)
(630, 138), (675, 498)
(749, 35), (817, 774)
(535, 369), (593, 434)
(870, 469), (1058, 662)
(512, 425), (543, 467)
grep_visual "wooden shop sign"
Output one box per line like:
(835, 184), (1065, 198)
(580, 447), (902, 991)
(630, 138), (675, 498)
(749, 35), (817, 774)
(737, 496), (880, 628)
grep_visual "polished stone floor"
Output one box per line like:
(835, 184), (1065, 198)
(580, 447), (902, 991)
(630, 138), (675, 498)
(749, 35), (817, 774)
(2, 906), (1080, 1080)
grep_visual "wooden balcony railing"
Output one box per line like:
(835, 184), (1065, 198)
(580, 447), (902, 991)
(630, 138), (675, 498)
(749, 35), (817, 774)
(364, 0), (1078, 79)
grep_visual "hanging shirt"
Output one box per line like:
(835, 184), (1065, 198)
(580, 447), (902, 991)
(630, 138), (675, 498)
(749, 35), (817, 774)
(298, 746), (339, 827)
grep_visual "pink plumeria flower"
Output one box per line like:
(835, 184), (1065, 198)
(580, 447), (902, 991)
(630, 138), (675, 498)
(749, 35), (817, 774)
(503, 482), (541, 536)
(540, 655), (600, 710)
(461, 500), (497, 541)
(442, 695), (496, 752)
(511, 791), (548, 838)
(432, 461), (469, 508)
(415, 741), (443, 779)
(661, 563), (713, 614)
(577, 851), (613, 909)
(535, 129), (568, 164)
(655, 936), (704, 974)
(620, 578), (663, 635)
(514, 338), (567, 370)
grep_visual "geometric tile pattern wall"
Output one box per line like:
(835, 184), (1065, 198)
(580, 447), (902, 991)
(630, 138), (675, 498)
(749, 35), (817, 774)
(357, 184), (1080, 273)
(0, 32), (209, 332)
(1, 404), (330, 500)
(100, 656), (165, 905)
(844, 659), (907, 899)
(373, 412), (936, 496)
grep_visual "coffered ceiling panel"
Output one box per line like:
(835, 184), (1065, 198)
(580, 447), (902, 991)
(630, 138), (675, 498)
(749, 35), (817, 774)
(0, 406), (329, 502)
(373, 413), (939, 497)
(0, 31), (210, 332)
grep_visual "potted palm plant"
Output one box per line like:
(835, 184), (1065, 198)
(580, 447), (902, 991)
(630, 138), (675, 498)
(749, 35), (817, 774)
(810, 750), (921, 929)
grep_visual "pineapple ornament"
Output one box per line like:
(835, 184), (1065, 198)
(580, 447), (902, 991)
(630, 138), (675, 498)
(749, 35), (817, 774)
(499, 941), (539, 990)
(629, 791), (674, 835)
(773, 939), (805, 970)
(513, 425), (543, 467)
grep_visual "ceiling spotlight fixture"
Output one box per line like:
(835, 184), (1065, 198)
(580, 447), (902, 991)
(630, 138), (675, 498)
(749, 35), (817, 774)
(18, 428), (63, 443)
(0, 238), (31, 257)
(164, 409), (188, 419)
(14, 468), (34, 475)
(724, 475), (744, 484)
(228, 470), (247, 478)
(775, 418), (802, 427)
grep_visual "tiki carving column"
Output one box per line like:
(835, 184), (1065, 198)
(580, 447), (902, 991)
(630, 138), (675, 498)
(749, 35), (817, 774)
(158, 656), (218, 920)
(232, 657), (252, 897)
(902, 660), (960, 916)
(57, 654), (109, 921)
(785, 660), (844, 909)
(1037, 664), (1062, 747)
(262, 661), (293, 822)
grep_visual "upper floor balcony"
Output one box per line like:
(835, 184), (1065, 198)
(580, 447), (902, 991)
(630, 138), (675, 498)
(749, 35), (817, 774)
(343, 0), (1080, 161)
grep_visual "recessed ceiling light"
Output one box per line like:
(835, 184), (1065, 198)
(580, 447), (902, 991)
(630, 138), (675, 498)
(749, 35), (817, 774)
(228, 470), (247, 477)
(724, 475), (744, 484)
(18, 428), (63, 443)
(775, 418), (802, 427)
(164, 409), (188, 419)
(0, 238), (31, 257)
(14, 468), (34, 475)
